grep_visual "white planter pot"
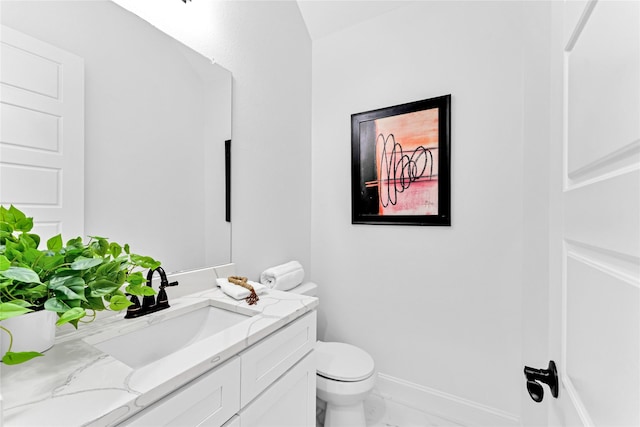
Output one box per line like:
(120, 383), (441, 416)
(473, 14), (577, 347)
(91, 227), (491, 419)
(0, 310), (56, 355)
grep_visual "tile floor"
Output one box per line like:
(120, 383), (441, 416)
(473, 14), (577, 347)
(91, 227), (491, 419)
(364, 392), (463, 426)
(317, 392), (464, 427)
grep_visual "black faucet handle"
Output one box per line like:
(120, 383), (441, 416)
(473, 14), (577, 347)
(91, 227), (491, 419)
(142, 294), (156, 310)
(124, 294), (142, 319)
(161, 280), (179, 288)
(157, 280), (178, 307)
(156, 287), (169, 307)
(125, 293), (140, 305)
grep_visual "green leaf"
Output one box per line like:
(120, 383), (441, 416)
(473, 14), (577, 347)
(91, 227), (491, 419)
(139, 286), (155, 296)
(42, 254), (65, 271)
(68, 284), (88, 299)
(49, 274), (70, 289)
(22, 248), (42, 265)
(4, 299), (31, 308)
(49, 275), (84, 290)
(124, 243), (130, 255)
(130, 254), (161, 270)
(4, 239), (21, 251)
(14, 217), (33, 233)
(0, 222), (13, 234)
(3, 246), (22, 263)
(19, 233), (38, 249)
(0, 266), (42, 284)
(56, 307), (86, 327)
(0, 229), (12, 242)
(0, 255), (10, 271)
(108, 242), (122, 258)
(1, 207), (15, 225)
(64, 248), (84, 262)
(70, 256), (103, 271)
(47, 234), (63, 252)
(88, 279), (119, 297)
(65, 276), (86, 288)
(53, 284), (87, 302)
(126, 284), (155, 296)
(126, 271), (146, 286)
(25, 233), (40, 249)
(66, 299), (82, 308)
(8, 205), (26, 221)
(96, 261), (120, 279)
(65, 237), (84, 250)
(115, 270), (126, 285)
(2, 351), (43, 365)
(109, 294), (132, 311)
(11, 283), (47, 301)
(49, 277), (87, 302)
(44, 298), (71, 313)
(0, 302), (32, 321)
(97, 238), (109, 256)
(85, 296), (106, 311)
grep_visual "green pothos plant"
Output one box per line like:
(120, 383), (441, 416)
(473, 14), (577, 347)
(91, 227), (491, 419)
(0, 205), (160, 365)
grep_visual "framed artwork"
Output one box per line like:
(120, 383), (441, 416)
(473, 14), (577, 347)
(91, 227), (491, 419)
(351, 94), (451, 226)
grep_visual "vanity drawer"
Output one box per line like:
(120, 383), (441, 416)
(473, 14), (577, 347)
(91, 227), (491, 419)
(239, 351), (316, 426)
(240, 311), (316, 407)
(121, 356), (240, 427)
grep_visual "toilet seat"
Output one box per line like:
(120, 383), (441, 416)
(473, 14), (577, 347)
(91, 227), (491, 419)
(316, 341), (375, 382)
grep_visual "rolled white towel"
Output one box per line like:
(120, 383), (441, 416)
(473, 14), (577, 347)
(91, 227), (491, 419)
(259, 260), (305, 291)
(216, 278), (267, 300)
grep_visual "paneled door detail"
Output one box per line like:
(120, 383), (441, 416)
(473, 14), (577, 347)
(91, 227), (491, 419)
(550, 0), (639, 425)
(0, 25), (84, 240)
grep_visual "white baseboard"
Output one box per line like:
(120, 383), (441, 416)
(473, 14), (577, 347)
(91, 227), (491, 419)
(374, 373), (520, 427)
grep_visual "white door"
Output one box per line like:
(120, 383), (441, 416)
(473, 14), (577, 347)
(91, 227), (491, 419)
(0, 25), (84, 241)
(545, 0), (639, 425)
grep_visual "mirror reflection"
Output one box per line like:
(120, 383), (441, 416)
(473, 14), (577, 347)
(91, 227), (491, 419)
(0, 1), (232, 272)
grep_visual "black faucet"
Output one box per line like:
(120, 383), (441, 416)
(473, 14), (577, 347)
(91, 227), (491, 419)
(125, 266), (179, 319)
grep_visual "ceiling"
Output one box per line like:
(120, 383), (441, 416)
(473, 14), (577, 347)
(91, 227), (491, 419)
(296, 1), (415, 40)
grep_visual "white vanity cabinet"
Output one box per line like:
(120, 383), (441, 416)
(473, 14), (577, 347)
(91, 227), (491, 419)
(238, 352), (316, 426)
(238, 311), (317, 426)
(119, 311), (317, 427)
(119, 357), (241, 427)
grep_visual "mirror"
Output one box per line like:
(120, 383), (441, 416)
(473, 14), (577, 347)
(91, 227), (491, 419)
(0, 1), (232, 273)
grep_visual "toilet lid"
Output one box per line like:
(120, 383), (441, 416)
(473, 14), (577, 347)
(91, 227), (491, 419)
(316, 341), (374, 382)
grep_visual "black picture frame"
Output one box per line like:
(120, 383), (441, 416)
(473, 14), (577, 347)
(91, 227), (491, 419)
(351, 94), (451, 226)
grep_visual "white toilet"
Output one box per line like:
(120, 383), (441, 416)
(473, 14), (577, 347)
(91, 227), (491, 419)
(290, 283), (376, 427)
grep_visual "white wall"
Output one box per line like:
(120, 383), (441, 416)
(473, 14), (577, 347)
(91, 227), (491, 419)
(311, 1), (547, 420)
(205, 1), (312, 280)
(520, 2), (552, 425)
(114, 0), (313, 280)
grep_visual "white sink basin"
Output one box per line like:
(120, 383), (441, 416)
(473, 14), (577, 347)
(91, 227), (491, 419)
(90, 306), (251, 369)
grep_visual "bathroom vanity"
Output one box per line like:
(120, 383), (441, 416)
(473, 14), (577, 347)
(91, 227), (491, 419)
(0, 269), (318, 427)
(119, 312), (316, 426)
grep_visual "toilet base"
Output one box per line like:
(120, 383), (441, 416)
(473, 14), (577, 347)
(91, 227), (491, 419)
(324, 401), (366, 427)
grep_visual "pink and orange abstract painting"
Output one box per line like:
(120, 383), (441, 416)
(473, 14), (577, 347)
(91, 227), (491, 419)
(351, 95), (451, 225)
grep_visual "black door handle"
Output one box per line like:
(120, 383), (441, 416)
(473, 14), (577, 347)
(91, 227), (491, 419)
(524, 360), (559, 402)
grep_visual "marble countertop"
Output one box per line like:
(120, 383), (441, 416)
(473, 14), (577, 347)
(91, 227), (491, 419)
(0, 281), (318, 426)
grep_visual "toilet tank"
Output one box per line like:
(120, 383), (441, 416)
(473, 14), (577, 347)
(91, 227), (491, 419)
(289, 282), (318, 297)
